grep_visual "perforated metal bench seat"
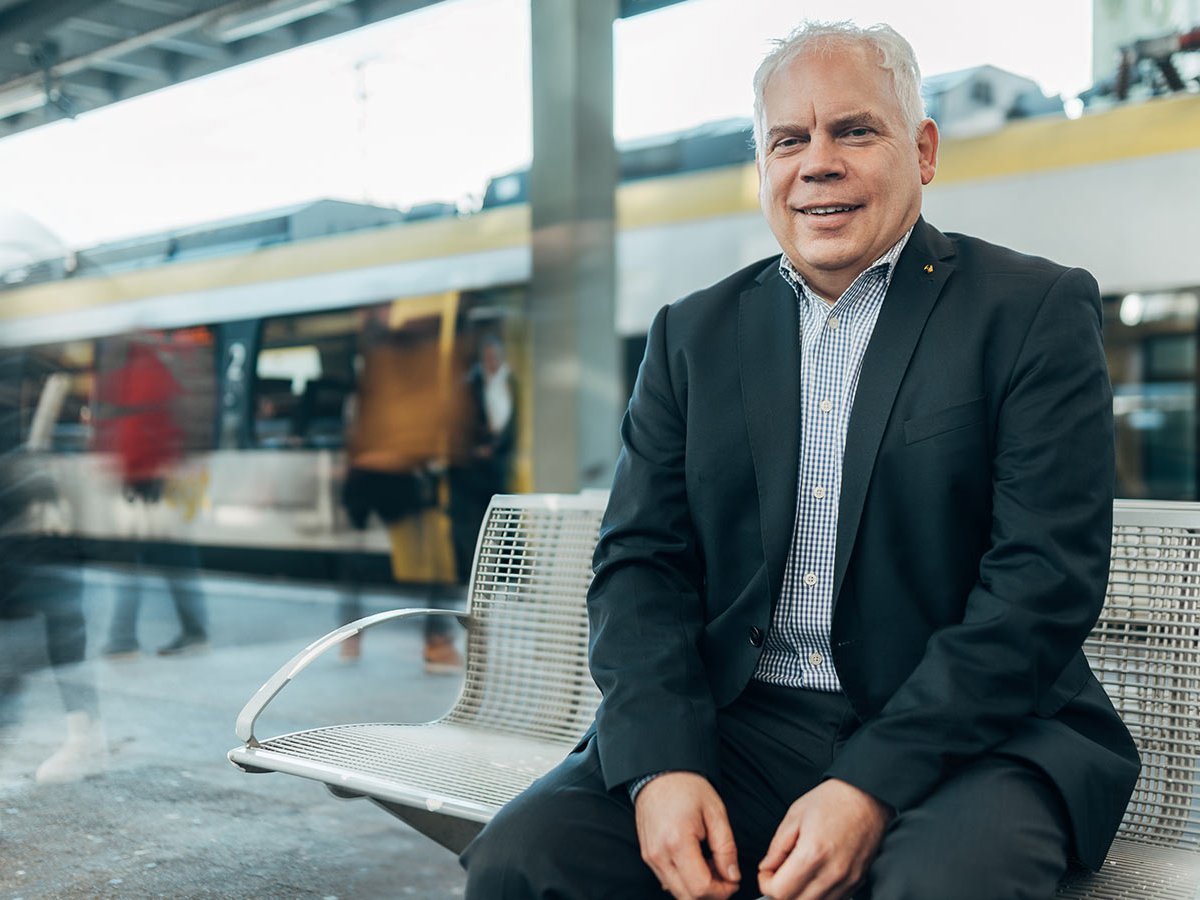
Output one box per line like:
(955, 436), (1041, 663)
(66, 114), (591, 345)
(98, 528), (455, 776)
(230, 496), (1200, 896)
(232, 722), (576, 823)
(1057, 840), (1200, 898)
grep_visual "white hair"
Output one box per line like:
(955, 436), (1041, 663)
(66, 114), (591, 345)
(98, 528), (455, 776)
(752, 21), (926, 153)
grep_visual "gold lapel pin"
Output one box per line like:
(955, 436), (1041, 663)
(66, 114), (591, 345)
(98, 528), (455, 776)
(923, 264), (934, 274)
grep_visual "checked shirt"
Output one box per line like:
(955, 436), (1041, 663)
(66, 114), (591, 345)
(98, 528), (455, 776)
(753, 228), (912, 692)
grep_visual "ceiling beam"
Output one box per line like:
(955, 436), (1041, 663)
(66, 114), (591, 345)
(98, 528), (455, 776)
(62, 16), (138, 39)
(152, 34), (231, 60)
(114, 0), (190, 13)
(88, 54), (169, 80)
(0, 0), (255, 100)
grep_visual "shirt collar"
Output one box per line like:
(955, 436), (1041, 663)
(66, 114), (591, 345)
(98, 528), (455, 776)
(778, 225), (914, 303)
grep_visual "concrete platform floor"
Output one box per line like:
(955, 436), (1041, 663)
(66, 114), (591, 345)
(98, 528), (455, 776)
(1, 564), (471, 898)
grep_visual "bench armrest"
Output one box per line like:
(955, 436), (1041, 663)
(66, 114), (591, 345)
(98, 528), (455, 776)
(234, 607), (469, 746)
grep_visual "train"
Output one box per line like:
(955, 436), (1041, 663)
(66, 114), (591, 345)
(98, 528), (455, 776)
(1, 93), (1198, 581)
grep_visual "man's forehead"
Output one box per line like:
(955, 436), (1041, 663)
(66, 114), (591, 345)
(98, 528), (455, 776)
(762, 50), (900, 121)
(769, 45), (887, 91)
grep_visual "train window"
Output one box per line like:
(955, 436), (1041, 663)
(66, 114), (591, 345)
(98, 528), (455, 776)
(970, 80), (994, 105)
(1105, 289), (1200, 500)
(168, 327), (218, 453)
(255, 311), (358, 449)
(1145, 334), (1196, 382)
(258, 345), (322, 392)
(484, 173), (525, 206)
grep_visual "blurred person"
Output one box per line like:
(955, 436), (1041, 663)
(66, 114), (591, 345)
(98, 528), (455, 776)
(337, 464), (437, 661)
(435, 333), (517, 671)
(1, 352), (107, 783)
(336, 359), (370, 662)
(104, 476), (208, 657)
(96, 336), (207, 658)
(337, 310), (471, 671)
(462, 20), (1139, 900)
(337, 341), (439, 663)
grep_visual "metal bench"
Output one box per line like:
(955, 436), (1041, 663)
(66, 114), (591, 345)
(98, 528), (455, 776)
(228, 492), (606, 853)
(229, 497), (1200, 896)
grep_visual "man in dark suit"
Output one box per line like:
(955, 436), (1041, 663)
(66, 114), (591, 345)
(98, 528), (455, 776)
(462, 20), (1139, 900)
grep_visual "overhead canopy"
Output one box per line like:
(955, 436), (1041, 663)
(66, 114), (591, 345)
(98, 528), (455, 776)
(0, 0), (688, 139)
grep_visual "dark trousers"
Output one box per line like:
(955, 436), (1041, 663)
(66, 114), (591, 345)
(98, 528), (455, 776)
(107, 540), (206, 647)
(461, 681), (1071, 899)
(448, 463), (504, 585)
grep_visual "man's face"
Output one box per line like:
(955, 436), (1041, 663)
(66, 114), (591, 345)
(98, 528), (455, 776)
(481, 342), (502, 376)
(757, 43), (938, 301)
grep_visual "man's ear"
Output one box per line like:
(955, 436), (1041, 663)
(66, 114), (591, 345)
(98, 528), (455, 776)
(917, 118), (939, 186)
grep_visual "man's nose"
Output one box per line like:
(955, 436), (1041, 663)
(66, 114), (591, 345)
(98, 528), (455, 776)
(799, 135), (845, 182)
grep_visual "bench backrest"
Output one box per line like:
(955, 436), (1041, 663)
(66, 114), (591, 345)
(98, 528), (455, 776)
(445, 492), (606, 743)
(1089, 499), (1200, 851)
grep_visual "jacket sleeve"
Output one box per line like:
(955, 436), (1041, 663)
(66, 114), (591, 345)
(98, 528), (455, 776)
(588, 302), (720, 792)
(825, 266), (1115, 812)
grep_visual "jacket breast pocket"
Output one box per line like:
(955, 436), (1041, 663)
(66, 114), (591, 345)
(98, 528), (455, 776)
(903, 396), (986, 445)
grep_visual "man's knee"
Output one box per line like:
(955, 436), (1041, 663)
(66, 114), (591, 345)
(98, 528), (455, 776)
(866, 844), (1014, 900)
(460, 791), (566, 897)
(864, 757), (1070, 900)
(460, 747), (650, 899)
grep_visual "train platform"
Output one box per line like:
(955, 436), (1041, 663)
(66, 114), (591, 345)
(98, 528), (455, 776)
(0, 564), (469, 898)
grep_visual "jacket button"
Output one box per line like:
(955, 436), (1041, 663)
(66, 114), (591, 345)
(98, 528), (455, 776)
(749, 626), (764, 648)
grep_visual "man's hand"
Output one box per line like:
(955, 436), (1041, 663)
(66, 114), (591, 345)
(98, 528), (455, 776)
(757, 779), (892, 900)
(635, 771), (741, 899)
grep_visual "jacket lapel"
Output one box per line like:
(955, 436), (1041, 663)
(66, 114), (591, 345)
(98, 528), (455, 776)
(832, 219), (957, 607)
(739, 265), (801, 603)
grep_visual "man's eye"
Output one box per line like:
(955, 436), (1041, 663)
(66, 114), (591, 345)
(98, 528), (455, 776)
(775, 137), (802, 150)
(846, 127), (872, 138)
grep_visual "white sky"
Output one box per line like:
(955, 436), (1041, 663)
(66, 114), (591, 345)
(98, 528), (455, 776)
(0, 0), (1093, 252)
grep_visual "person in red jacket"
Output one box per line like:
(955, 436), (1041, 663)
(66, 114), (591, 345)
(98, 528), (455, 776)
(96, 335), (207, 657)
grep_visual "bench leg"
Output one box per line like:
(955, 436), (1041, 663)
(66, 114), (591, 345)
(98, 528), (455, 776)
(370, 798), (484, 855)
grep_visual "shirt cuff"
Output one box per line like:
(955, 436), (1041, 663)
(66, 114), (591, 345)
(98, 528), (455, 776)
(628, 771), (670, 804)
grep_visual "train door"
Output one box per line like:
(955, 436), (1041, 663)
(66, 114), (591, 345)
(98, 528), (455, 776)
(215, 320), (259, 451)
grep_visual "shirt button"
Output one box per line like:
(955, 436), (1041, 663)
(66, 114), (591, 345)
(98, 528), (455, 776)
(827, 316), (839, 330)
(749, 626), (764, 648)
(819, 399), (833, 413)
(812, 486), (826, 499)
(803, 572), (817, 586)
(809, 651), (824, 667)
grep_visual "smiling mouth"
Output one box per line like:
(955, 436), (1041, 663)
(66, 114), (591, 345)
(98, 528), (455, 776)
(799, 204), (862, 216)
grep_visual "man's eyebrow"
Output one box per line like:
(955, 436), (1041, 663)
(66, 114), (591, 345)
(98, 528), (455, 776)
(829, 111), (889, 132)
(764, 124), (807, 144)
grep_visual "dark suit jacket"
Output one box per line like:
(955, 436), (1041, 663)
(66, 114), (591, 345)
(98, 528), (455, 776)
(586, 217), (1140, 870)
